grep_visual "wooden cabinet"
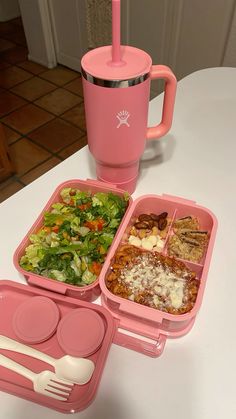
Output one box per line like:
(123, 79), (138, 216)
(0, 123), (14, 182)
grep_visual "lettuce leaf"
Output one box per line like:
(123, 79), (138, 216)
(20, 188), (129, 287)
(82, 269), (96, 284)
(20, 243), (44, 268)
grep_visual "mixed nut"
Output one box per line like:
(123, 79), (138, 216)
(134, 212), (168, 231)
(128, 211), (169, 251)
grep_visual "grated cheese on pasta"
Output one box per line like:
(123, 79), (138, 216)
(121, 253), (187, 309)
(106, 245), (199, 315)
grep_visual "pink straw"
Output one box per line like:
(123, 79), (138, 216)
(112, 0), (121, 63)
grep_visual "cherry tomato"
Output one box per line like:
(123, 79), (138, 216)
(77, 203), (91, 210)
(89, 261), (102, 275)
(52, 225), (59, 233)
(84, 218), (105, 231)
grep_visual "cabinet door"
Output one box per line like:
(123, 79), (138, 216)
(124, 0), (236, 96)
(0, 124), (14, 182)
(49, 0), (86, 71)
(48, 0), (236, 95)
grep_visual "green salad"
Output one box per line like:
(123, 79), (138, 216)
(20, 187), (129, 287)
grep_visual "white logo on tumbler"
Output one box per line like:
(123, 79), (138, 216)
(116, 110), (130, 128)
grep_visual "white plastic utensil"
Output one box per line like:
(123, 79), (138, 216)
(0, 335), (95, 385)
(0, 353), (73, 401)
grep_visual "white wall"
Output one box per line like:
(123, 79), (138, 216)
(0, 0), (20, 22)
(223, 3), (236, 66)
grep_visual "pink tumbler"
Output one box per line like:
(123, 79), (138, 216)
(81, 0), (177, 194)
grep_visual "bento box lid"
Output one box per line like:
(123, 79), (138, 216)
(0, 279), (116, 413)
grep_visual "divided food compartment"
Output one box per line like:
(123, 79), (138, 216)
(11, 179), (217, 367)
(99, 193), (217, 357)
(0, 280), (115, 413)
(13, 178), (132, 302)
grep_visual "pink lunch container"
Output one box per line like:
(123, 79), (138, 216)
(9, 182), (217, 412)
(13, 179), (132, 302)
(99, 194), (218, 357)
(0, 280), (115, 413)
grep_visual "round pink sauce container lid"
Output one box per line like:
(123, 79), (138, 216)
(13, 296), (60, 344)
(81, 45), (152, 81)
(57, 308), (105, 357)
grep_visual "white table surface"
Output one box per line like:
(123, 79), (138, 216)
(0, 67), (236, 419)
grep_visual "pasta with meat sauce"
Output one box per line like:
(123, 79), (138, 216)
(106, 245), (199, 315)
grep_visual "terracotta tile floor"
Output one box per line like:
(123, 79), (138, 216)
(0, 17), (87, 204)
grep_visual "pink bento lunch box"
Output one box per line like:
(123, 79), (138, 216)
(0, 280), (115, 413)
(2, 179), (130, 413)
(9, 180), (217, 412)
(99, 193), (217, 357)
(13, 178), (132, 302)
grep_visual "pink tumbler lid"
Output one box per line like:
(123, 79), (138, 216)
(81, 45), (152, 81)
(13, 296), (60, 344)
(57, 308), (105, 357)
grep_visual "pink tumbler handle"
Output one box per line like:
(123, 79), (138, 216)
(147, 65), (177, 140)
